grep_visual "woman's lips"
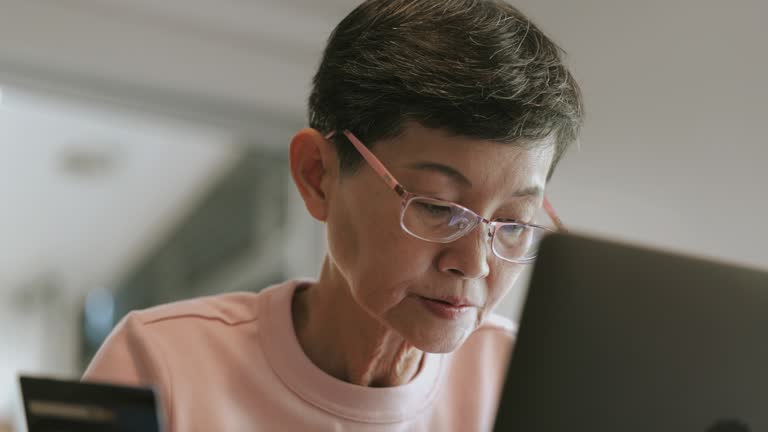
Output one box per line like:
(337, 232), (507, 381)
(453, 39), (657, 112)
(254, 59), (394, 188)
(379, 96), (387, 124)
(418, 296), (474, 320)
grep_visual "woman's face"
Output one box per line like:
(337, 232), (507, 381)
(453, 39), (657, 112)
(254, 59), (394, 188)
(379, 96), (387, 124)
(325, 123), (554, 353)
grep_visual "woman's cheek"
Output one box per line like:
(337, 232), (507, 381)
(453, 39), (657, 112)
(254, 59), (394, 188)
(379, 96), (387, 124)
(487, 270), (522, 308)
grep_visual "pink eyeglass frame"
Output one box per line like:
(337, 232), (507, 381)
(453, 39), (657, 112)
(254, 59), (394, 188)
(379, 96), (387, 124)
(325, 130), (567, 260)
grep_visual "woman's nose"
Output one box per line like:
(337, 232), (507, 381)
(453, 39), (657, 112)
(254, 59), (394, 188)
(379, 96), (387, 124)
(436, 223), (491, 279)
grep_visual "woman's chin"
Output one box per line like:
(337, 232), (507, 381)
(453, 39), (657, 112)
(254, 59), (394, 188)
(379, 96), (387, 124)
(395, 315), (479, 353)
(380, 295), (481, 353)
(408, 326), (476, 353)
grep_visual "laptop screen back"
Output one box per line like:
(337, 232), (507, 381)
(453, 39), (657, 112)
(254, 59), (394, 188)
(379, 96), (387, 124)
(494, 234), (768, 432)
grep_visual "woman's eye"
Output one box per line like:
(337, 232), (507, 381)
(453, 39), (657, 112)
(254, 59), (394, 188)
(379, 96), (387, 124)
(419, 203), (452, 216)
(499, 224), (524, 235)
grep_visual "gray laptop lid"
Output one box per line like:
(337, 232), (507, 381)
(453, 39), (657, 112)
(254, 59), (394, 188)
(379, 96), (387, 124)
(494, 234), (768, 432)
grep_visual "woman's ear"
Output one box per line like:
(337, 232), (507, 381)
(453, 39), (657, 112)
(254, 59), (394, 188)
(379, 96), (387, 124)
(289, 128), (338, 222)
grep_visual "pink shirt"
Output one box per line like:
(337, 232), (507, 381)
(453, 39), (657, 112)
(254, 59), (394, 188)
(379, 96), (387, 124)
(83, 280), (514, 431)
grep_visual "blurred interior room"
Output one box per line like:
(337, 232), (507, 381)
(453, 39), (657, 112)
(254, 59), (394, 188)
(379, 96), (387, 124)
(0, 0), (766, 430)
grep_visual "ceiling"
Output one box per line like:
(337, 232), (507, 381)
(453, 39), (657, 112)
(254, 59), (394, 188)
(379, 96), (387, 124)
(0, 0), (358, 117)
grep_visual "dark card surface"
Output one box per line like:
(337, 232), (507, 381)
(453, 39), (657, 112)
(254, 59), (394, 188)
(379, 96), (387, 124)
(20, 376), (163, 432)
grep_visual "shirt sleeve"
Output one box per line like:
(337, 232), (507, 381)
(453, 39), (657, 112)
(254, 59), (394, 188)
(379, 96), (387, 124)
(82, 312), (174, 428)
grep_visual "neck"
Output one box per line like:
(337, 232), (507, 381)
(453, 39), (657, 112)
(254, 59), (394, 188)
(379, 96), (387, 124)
(292, 256), (424, 387)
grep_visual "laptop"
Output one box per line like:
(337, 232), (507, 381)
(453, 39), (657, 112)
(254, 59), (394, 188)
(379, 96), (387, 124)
(494, 234), (768, 432)
(19, 376), (163, 432)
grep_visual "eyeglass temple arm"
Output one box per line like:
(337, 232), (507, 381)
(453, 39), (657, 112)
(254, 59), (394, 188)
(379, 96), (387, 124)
(326, 130), (406, 196)
(543, 197), (567, 233)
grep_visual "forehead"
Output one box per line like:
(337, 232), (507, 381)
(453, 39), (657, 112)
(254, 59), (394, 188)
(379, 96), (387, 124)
(373, 123), (554, 193)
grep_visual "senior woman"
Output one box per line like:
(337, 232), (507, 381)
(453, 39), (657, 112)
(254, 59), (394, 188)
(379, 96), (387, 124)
(84, 0), (583, 430)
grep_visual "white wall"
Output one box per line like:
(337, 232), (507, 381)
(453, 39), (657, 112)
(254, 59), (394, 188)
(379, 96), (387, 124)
(499, 0), (768, 319)
(516, 0), (767, 266)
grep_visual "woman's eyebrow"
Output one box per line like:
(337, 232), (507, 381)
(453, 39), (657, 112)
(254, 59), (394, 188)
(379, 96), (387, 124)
(510, 185), (544, 198)
(405, 161), (543, 197)
(405, 161), (473, 187)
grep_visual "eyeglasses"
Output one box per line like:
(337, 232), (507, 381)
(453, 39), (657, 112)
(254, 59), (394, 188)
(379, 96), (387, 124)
(326, 130), (567, 264)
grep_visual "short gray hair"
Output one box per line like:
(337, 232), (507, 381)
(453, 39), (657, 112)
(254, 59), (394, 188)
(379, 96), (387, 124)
(309, 0), (584, 179)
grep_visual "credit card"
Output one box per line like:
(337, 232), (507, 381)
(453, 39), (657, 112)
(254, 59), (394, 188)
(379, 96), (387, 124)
(19, 376), (164, 432)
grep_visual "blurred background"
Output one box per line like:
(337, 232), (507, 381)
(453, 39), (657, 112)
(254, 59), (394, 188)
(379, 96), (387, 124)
(0, 0), (765, 429)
